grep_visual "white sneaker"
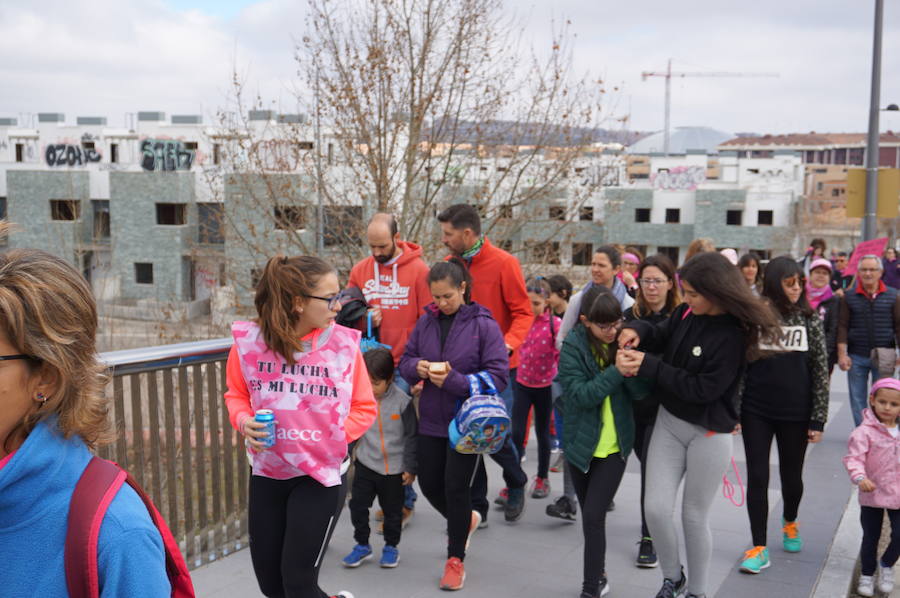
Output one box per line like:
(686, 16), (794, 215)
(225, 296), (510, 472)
(878, 565), (895, 593)
(858, 574), (875, 597)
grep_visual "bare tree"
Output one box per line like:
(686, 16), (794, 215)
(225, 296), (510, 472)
(216, 0), (622, 284)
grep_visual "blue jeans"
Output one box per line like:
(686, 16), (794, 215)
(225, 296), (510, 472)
(848, 354), (887, 426)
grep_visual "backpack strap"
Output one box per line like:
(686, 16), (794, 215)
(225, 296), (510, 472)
(65, 457), (196, 598)
(65, 457), (128, 598)
(475, 371), (497, 395)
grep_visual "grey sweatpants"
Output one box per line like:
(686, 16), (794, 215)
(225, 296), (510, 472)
(645, 406), (733, 596)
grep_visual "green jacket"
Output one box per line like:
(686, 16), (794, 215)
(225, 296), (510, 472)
(558, 323), (649, 473)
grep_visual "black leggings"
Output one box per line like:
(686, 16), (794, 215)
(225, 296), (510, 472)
(860, 506), (900, 575)
(417, 435), (480, 560)
(248, 473), (347, 598)
(741, 411), (809, 547)
(632, 418), (654, 538)
(349, 462), (405, 547)
(512, 383), (553, 478)
(569, 455), (627, 597)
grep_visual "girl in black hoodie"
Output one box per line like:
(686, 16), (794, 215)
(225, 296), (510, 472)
(618, 252), (778, 598)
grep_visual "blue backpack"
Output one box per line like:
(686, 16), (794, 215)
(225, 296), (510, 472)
(448, 372), (510, 455)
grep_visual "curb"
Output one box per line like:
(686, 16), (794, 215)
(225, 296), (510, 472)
(811, 487), (860, 598)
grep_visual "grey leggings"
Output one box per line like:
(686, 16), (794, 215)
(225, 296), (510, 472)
(645, 406), (733, 596)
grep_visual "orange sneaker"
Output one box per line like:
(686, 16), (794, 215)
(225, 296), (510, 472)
(440, 557), (465, 591)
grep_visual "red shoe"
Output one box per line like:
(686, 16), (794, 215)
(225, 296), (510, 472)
(440, 557), (465, 591)
(493, 487), (508, 507)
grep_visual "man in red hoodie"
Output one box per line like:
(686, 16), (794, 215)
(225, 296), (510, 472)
(438, 203), (532, 523)
(348, 213), (432, 374)
(348, 213), (431, 526)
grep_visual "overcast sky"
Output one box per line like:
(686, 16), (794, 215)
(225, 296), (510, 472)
(1, 0), (898, 136)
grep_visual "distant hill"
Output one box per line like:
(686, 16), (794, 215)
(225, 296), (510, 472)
(424, 118), (646, 147)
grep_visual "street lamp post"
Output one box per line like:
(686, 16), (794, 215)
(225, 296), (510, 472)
(863, 0), (885, 241)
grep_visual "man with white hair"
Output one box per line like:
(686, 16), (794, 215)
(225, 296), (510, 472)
(837, 255), (900, 425)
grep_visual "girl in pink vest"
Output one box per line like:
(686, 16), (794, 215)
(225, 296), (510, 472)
(844, 377), (900, 597)
(224, 255), (377, 598)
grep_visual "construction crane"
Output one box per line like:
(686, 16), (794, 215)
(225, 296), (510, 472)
(641, 59), (779, 155)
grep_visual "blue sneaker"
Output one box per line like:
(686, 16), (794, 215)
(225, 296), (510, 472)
(380, 545), (399, 568)
(341, 544), (372, 568)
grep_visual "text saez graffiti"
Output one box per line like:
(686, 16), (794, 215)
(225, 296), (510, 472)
(140, 139), (194, 172)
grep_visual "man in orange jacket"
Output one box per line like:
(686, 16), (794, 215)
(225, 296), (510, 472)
(438, 203), (532, 523)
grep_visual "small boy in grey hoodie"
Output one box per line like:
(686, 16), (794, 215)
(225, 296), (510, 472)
(343, 348), (418, 569)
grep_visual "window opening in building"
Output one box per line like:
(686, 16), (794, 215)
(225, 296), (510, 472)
(531, 242), (561, 265)
(324, 206), (363, 247)
(135, 263), (154, 284)
(579, 206), (594, 221)
(635, 208), (651, 223)
(92, 200), (110, 240)
(50, 199), (81, 221)
(82, 141), (95, 151)
(572, 243), (593, 266)
(726, 210), (742, 226)
(757, 210), (774, 226)
(110, 143), (119, 164)
(549, 205), (566, 221)
(183, 142), (199, 151)
(156, 203), (187, 226)
(198, 203), (225, 244)
(657, 246), (679, 265)
(15, 144), (23, 162)
(274, 205), (306, 230)
(298, 141), (314, 150)
(665, 208), (680, 224)
(212, 143), (221, 165)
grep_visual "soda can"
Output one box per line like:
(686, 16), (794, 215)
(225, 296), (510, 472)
(255, 409), (276, 448)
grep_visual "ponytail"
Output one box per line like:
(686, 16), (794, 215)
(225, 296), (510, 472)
(254, 254), (334, 364)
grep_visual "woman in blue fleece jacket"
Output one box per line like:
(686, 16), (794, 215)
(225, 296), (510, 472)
(0, 240), (170, 597)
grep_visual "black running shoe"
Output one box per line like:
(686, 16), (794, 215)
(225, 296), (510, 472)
(636, 537), (658, 568)
(545, 495), (577, 521)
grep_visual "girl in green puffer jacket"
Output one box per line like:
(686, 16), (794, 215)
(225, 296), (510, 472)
(558, 287), (648, 598)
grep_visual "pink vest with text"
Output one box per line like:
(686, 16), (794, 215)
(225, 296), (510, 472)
(232, 321), (361, 487)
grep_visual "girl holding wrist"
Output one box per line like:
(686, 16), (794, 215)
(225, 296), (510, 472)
(558, 287), (648, 598)
(224, 255), (376, 598)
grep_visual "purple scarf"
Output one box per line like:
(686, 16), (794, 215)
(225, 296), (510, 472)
(806, 281), (833, 309)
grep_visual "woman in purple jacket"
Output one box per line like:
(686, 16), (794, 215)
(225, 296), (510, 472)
(399, 257), (510, 592)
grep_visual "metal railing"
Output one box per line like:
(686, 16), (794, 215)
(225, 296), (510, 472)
(98, 338), (247, 569)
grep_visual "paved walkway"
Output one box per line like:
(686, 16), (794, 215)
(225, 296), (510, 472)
(192, 374), (862, 598)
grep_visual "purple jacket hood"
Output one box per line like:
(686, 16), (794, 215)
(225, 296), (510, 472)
(399, 301), (509, 437)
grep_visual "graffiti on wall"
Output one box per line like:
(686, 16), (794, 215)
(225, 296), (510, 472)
(579, 163), (621, 187)
(140, 139), (194, 172)
(45, 144), (102, 167)
(651, 166), (706, 191)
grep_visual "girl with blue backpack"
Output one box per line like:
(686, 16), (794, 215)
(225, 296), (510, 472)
(398, 258), (509, 591)
(557, 286), (648, 598)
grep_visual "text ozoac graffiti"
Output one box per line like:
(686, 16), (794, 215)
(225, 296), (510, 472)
(140, 139), (194, 171)
(45, 144), (102, 167)
(651, 166), (706, 191)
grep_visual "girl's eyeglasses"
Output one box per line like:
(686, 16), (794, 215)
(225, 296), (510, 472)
(590, 319), (623, 333)
(0, 354), (37, 362)
(305, 293), (344, 310)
